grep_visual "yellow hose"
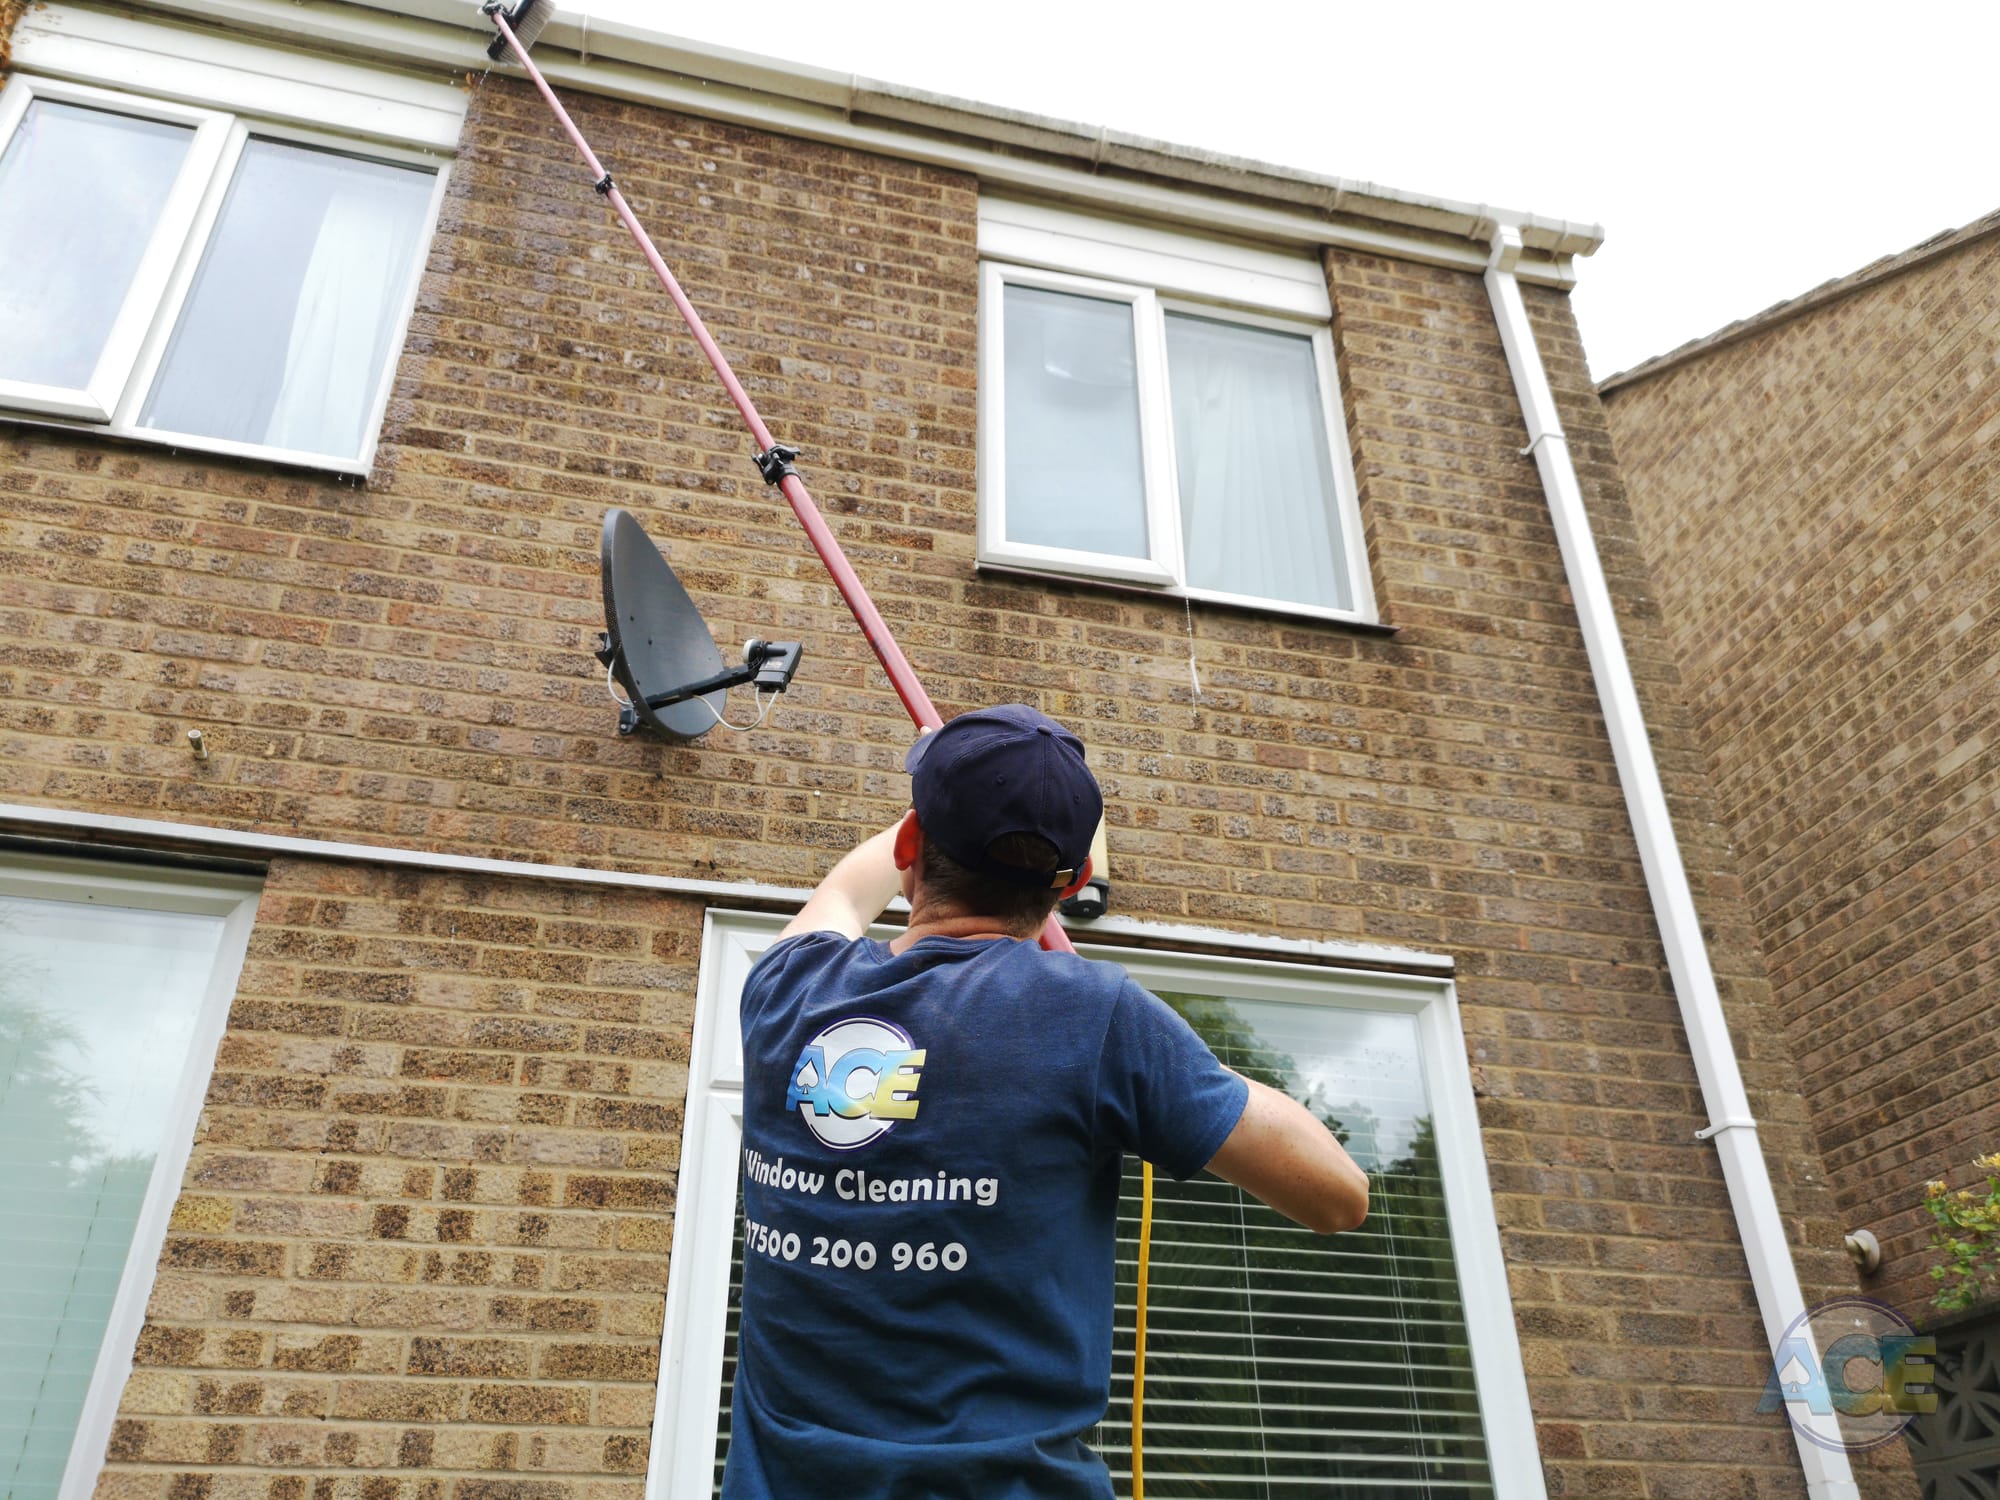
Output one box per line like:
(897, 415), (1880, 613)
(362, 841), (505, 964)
(1132, 1158), (1154, 1500)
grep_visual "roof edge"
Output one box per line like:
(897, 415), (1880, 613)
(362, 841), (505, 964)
(116, 0), (1604, 268)
(1598, 206), (2000, 395)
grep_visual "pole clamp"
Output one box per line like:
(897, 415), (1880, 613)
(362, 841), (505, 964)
(753, 442), (801, 486)
(593, 172), (615, 196)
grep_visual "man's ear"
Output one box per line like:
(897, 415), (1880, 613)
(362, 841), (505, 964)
(892, 810), (922, 872)
(1056, 855), (1094, 901)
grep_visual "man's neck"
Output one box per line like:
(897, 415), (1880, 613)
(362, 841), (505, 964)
(889, 904), (1031, 954)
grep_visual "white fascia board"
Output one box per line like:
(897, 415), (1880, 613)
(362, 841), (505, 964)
(507, 49), (1583, 288)
(478, 1), (1605, 262)
(0, 802), (815, 907)
(115, 0), (1595, 286)
(2, 803), (1454, 976)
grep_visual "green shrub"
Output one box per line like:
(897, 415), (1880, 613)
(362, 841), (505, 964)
(1924, 1153), (2000, 1313)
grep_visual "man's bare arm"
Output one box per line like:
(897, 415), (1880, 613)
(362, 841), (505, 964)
(1203, 1076), (1370, 1234)
(779, 821), (906, 941)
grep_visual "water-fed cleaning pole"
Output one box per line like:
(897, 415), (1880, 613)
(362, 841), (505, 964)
(483, 4), (1078, 956)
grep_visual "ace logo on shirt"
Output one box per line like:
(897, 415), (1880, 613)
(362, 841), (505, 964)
(784, 1016), (927, 1149)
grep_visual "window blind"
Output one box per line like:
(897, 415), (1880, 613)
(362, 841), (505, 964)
(1086, 992), (1494, 1496)
(0, 895), (229, 1500)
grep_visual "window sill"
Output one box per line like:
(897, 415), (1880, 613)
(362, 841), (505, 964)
(0, 410), (374, 480)
(973, 559), (1400, 636)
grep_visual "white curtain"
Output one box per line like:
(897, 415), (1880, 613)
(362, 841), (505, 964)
(1166, 314), (1349, 611)
(138, 142), (430, 458)
(264, 173), (425, 456)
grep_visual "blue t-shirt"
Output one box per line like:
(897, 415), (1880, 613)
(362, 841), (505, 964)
(721, 931), (1249, 1500)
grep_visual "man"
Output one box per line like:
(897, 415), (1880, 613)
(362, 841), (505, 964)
(722, 704), (1368, 1500)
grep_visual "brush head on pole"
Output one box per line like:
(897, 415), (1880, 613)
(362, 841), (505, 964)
(482, 0), (550, 62)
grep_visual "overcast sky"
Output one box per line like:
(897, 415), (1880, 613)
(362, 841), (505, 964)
(571, 0), (1993, 380)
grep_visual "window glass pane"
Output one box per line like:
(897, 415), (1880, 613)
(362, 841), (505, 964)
(140, 138), (433, 458)
(0, 101), (192, 390)
(0, 894), (227, 1500)
(1002, 284), (1150, 560)
(1092, 995), (1494, 1497)
(1166, 313), (1351, 611)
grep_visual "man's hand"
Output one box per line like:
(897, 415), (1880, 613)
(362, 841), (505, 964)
(1202, 1076), (1370, 1234)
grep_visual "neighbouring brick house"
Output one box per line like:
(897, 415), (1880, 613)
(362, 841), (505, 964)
(0, 1), (1927, 1497)
(1600, 211), (2000, 1490)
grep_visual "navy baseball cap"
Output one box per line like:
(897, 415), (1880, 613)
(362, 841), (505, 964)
(904, 705), (1103, 888)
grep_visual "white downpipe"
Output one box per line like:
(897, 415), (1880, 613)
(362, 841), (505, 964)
(1481, 226), (1859, 1497)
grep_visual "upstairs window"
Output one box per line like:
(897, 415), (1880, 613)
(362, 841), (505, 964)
(977, 199), (1376, 622)
(0, 6), (465, 473)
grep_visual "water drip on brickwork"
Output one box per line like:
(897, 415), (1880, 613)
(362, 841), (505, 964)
(1182, 593), (1203, 703)
(468, 56), (497, 112)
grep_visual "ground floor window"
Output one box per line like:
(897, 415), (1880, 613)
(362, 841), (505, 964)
(649, 913), (1541, 1498)
(0, 853), (259, 1500)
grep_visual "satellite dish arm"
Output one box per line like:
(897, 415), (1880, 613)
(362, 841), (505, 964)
(639, 640), (804, 712)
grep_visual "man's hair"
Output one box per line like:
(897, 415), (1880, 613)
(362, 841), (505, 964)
(916, 831), (1066, 934)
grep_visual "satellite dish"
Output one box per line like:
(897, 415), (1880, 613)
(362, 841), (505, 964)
(596, 508), (802, 739)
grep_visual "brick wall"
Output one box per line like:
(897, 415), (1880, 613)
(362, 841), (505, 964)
(1, 0), (25, 72)
(1, 73), (983, 887)
(0, 60), (1912, 1499)
(1323, 256), (1903, 1495)
(1600, 232), (2000, 1318)
(99, 855), (708, 1500)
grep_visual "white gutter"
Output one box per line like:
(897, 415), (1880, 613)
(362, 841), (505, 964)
(1481, 227), (1859, 1497)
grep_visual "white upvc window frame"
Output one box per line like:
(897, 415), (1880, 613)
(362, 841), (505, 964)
(976, 256), (1378, 626)
(0, 851), (262, 1500)
(977, 261), (1183, 589)
(0, 3), (461, 477)
(650, 914), (759, 1500)
(0, 76), (232, 423)
(646, 910), (1545, 1500)
(1153, 298), (1366, 617)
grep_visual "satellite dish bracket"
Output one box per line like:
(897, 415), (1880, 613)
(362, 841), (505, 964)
(593, 634), (803, 735)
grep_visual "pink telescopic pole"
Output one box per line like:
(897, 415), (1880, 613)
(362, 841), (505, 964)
(487, 10), (1078, 955)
